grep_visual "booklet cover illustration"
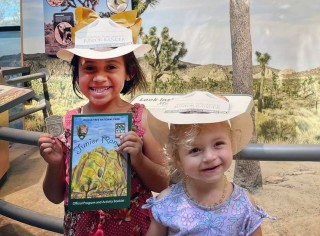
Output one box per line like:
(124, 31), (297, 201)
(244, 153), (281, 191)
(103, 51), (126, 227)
(69, 113), (132, 211)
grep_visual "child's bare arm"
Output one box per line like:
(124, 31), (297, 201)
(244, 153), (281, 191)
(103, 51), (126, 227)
(146, 219), (168, 236)
(247, 192), (263, 236)
(117, 108), (169, 192)
(250, 226), (262, 236)
(38, 133), (65, 204)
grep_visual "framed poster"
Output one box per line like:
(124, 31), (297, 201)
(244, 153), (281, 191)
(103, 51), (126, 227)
(43, 0), (132, 55)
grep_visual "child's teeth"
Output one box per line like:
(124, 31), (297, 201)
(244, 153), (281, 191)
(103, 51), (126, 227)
(93, 88), (107, 92)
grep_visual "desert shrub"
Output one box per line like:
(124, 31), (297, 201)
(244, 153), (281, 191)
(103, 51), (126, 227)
(25, 112), (46, 132)
(259, 119), (297, 142)
(263, 96), (282, 109)
(157, 76), (185, 93)
(156, 76), (221, 94)
(296, 120), (309, 132)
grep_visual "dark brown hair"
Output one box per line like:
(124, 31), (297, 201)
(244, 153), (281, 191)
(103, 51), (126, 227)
(70, 52), (147, 99)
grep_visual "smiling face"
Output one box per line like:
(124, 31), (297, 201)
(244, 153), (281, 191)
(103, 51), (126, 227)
(77, 56), (130, 108)
(175, 122), (233, 185)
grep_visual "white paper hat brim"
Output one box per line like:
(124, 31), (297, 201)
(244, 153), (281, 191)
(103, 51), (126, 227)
(146, 94), (253, 124)
(57, 44), (151, 62)
(148, 110), (245, 124)
(146, 110), (253, 155)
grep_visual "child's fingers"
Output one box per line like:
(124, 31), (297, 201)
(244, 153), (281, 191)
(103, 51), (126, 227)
(118, 136), (143, 155)
(38, 135), (62, 158)
(119, 132), (143, 145)
(120, 140), (141, 150)
(38, 134), (55, 146)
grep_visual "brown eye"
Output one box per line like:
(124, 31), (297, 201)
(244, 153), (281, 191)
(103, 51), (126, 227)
(189, 147), (200, 154)
(83, 65), (95, 72)
(107, 65), (116, 70)
(215, 141), (225, 147)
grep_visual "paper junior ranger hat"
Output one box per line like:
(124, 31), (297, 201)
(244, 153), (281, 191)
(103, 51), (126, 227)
(131, 91), (254, 154)
(57, 7), (151, 61)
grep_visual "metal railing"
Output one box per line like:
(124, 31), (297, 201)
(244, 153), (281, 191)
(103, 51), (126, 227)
(5, 68), (53, 121)
(0, 200), (63, 234)
(0, 69), (59, 232)
(1, 127), (320, 233)
(0, 127), (64, 233)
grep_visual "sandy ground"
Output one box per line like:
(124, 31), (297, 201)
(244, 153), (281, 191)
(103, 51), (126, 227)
(0, 144), (63, 236)
(1, 143), (320, 235)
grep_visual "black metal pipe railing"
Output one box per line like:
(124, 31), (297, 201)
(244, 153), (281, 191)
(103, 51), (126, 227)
(6, 69), (53, 118)
(9, 99), (47, 122)
(5, 72), (46, 85)
(0, 200), (63, 234)
(0, 127), (42, 146)
(1, 126), (320, 161)
(1, 127), (320, 234)
(238, 144), (320, 162)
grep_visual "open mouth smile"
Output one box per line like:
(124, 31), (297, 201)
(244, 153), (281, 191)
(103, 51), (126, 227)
(89, 87), (111, 93)
(201, 165), (220, 172)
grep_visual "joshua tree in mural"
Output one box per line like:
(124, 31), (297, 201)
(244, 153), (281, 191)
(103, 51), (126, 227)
(230, 0), (262, 192)
(255, 51), (271, 112)
(142, 26), (188, 93)
(132, 0), (159, 16)
(271, 71), (282, 99)
(300, 77), (320, 113)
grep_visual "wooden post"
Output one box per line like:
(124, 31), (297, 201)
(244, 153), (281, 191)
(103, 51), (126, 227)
(0, 110), (9, 185)
(0, 71), (5, 84)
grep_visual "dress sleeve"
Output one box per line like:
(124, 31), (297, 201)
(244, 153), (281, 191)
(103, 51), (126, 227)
(142, 196), (163, 223)
(131, 103), (145, 137)
(243, 198), (276, 235)
(142, 196), (157, 209)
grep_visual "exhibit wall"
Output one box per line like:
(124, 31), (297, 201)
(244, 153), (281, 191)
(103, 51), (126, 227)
(0, 0), (21, 65)
(0, 0), (319, 144)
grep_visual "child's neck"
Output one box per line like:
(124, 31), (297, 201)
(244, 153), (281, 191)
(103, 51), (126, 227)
(82, 100), (131, 114)
(183, 175), (229, 207)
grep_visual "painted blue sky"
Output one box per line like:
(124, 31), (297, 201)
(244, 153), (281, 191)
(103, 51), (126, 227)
(1, 0), (319, 72)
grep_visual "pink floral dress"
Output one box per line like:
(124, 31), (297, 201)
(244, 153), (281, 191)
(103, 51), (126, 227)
(57, 104), (152, 236)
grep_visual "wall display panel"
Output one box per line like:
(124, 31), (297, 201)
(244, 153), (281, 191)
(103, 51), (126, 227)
(3, 0), (320, 146)
(0, 31), (21, 65)
(0, 0), (21, 61)
(0, 33), (23, 129)
(0, 0), (20, 27)
(139, 0), (320, 145)
(43, 0), (132, 55)
(0, 0), (23, 129)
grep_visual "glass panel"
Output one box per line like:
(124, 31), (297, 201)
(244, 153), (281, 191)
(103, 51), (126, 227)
(0, 0), (20, 27)
(0, 31), (21, 64)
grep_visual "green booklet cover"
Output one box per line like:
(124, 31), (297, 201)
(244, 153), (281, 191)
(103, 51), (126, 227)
(68, 113), (132, 211)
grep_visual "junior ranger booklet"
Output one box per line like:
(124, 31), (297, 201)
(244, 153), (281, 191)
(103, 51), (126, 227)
(69, 113), (132, 211)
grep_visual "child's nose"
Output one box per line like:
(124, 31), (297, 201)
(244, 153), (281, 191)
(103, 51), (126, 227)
(93, 74), (108, 82)
(203, 149), (217, 162)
